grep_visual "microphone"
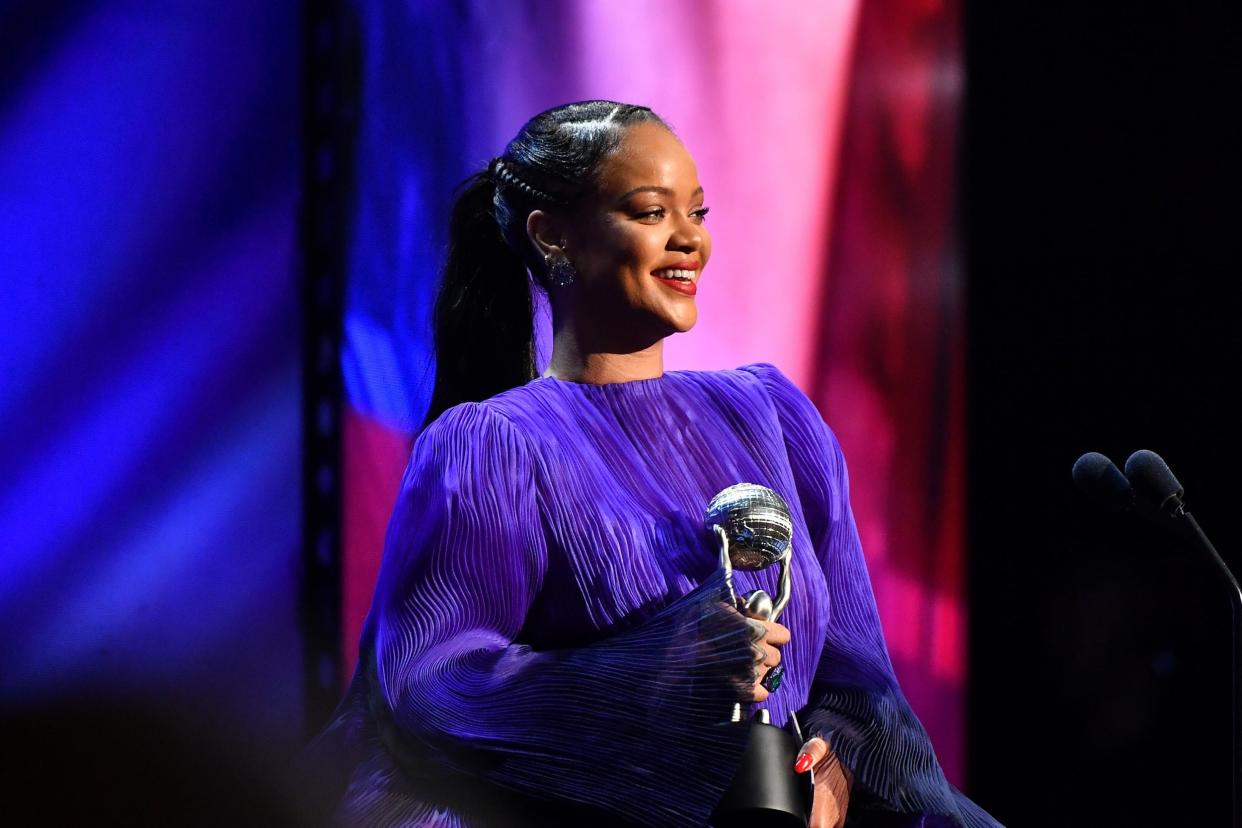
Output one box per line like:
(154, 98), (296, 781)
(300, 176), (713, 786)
(1119, 448), (1236, 598)
(1071, 452), (1134, 512)
(1123, 449), (1186, 516)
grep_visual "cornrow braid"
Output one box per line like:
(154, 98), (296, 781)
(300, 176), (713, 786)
(488, 157), (569, 207)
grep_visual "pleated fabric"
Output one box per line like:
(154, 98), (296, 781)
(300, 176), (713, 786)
(312, 363), (1001, 828)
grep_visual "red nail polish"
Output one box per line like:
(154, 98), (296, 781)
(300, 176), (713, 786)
(794, 753), (813, 773)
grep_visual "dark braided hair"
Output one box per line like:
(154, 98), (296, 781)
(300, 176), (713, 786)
(421, 101), (668, 430)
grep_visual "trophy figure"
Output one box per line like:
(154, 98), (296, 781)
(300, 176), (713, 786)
(706, 483), (813, 828)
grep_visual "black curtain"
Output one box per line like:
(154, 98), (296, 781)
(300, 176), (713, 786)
(965, 1), (1241, 825)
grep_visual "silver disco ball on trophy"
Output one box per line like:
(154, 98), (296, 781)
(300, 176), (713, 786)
(705, 483), (794, 617)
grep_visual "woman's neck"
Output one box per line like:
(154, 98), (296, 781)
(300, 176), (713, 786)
(544, 324), (665, 385)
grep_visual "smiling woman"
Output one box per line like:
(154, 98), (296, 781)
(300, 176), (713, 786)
(310, 101), (1001, 828)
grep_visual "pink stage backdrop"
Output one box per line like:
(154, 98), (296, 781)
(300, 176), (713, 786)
(342, 0), (965, 783)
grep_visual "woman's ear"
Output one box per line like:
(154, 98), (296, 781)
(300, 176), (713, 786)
(526, 210), (567, 260)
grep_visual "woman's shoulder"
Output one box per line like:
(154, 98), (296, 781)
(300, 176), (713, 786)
(731, 361), (800, 392)
(415, 381), (578, 457)
(722, 364), (840, 446)
(683, 364), (848, 476)
(413, 397), (529, 464)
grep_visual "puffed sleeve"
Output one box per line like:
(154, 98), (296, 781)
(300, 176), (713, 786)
(363, 402), (757, 826)
(741, 363), (1002, 828)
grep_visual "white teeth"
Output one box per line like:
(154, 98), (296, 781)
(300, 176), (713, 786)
(654, 268), (694, 282)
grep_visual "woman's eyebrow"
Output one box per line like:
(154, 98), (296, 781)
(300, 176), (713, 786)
(615, 185), (705, 203)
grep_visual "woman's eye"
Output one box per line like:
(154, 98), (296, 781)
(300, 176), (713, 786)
(634, 207), (710, 223)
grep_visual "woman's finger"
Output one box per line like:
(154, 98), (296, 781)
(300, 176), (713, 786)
(757, 642), (781, 667)
(744, 616), (767, 642)
(743, 616), (792, 647)
(794, 736), (829, 774)
(763, 620), (791, 646)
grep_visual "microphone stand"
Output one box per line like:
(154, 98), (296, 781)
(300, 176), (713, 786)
(1172, 507), (1242, 828)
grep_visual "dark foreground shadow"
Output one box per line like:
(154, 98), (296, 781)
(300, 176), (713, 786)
(0, 698), (330, 827)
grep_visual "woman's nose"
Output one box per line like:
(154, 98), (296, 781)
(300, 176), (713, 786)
(668, 215), (704, 252)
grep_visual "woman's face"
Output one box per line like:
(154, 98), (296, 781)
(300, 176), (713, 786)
(558, 122), (712, 343)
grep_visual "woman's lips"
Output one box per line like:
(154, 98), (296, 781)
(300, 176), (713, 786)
(651, 269), (698, 296)
(652, 262), (700, 296)
(655, 277), (697, 296)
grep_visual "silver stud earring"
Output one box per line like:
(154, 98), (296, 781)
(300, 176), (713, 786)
(544, 250), (576, 288)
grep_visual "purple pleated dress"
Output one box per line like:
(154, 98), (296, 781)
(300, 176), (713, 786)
(313, 363), (1001, 828)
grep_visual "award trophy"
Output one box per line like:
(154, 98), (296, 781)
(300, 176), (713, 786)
(706, 483), (813, 828)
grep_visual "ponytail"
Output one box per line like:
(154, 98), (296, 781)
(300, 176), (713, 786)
(421, 172), (534, 431)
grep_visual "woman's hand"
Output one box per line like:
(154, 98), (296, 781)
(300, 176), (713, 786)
(741, 615), (790, 703)
(794, 736), (852, 828)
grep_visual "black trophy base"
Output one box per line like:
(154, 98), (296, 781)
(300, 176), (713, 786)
(711, 719), (814, 828)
